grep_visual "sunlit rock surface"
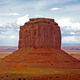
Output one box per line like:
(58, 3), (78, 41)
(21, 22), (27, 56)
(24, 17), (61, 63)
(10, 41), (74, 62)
(19, 18), (61, 49)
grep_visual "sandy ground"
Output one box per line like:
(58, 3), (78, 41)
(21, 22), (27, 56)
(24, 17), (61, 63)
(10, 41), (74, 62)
(0, 67), (80, 80)
(65, 50), (80, 60)
(0, 50), (80, 60)
(0, 51), (80, 80)
(0, 52), (12, 59)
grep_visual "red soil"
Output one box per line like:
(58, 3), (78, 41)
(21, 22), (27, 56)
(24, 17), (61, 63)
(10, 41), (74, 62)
(0, 48), (80, 71)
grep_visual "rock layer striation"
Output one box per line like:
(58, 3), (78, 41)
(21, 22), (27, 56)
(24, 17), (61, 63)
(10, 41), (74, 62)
(19, 18), (61, 49)
(0, 18), (80, 70)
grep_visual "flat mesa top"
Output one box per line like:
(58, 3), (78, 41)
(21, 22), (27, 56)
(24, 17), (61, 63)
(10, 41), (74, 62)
(24, 18), (57, 26)
(29, 18), (54, 22)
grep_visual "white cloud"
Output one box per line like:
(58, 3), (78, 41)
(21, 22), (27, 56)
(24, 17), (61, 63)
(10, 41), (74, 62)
(0, 23), (19, 46)
(0, 13), (20, 16)
(9, 35), (17, 39)
(35, 15), (43, 17)
(56, 18), (80, 30)
(0, 35), (5, 38)
(16, 14), (29, 25)
(51, 8), (61, 11)
(62, 36), (80, 43)
(0, 23), (3, 26)
(56, 18), (71, 27)
(70, 32), (75, 35)
(8, 13), (20, 16)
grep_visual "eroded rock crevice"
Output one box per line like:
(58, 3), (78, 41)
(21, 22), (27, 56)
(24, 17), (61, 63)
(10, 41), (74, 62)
(18, 18), (61, 49)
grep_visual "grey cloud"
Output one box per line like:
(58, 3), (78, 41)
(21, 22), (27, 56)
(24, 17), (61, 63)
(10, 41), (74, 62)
(61, 26), (80, 37)
(0, 23), (19, 46)
(0, 23), (19, 34)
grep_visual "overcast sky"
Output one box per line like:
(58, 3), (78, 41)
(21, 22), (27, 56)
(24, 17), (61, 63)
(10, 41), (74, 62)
(0, 0), (80, 46)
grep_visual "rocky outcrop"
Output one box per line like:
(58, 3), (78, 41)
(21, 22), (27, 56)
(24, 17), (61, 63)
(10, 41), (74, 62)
(18, 18), (61, 49)
(0, 18), (80, 70)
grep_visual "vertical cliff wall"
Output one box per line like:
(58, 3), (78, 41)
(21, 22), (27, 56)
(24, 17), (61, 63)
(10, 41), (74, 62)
(0, 18), (80, 69)
(18, 18), (61, 49)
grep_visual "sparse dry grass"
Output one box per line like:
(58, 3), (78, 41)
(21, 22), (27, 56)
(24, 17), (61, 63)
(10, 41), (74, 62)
(0, 67), (80, 80)
(65, 50), (80, 60)
(0, 51), (80, 80)
(0, 52), (11, 59)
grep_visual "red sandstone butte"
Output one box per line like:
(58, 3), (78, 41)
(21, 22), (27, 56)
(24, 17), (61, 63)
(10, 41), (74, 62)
(0, 18), (80, 70)
(19, 18), (61, 49)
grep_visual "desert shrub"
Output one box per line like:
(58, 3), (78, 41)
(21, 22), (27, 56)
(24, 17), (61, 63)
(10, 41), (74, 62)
(50, 77), (52, 79)
(56, 76), (58, 78)
(1, 76), (3, 78)
(18, 78), (21, 80)
(6, 75), (8, 77)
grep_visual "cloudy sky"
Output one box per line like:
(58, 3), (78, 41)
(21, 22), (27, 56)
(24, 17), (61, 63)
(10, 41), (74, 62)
(0, 0), (80, 46)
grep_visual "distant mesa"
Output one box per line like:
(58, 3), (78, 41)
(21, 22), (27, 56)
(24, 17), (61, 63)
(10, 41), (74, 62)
(0, 18), (80, 70)
(75, 48), (80, 50)
(61, 46), (80, 50)
(0, 46), (17, 52)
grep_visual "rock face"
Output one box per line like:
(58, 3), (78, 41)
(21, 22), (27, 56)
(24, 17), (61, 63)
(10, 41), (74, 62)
(0, 18), (80, 70)
(19, 18), (61, 49)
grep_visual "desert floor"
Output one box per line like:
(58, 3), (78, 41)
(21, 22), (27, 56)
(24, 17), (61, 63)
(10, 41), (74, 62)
(65, 50), (80, 60)
(0, 67), (80, 80)
(0, 51), (80, 80)
(0, 52), (11, 60)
